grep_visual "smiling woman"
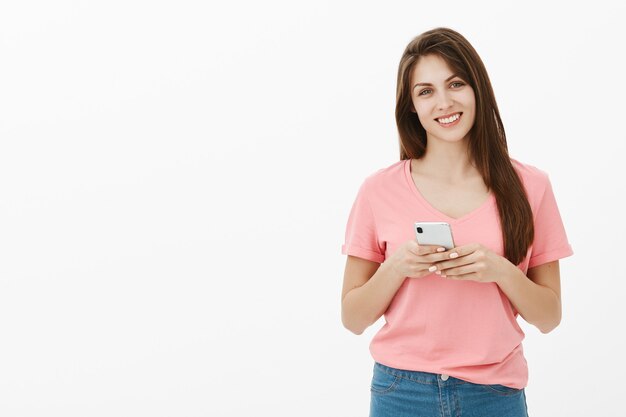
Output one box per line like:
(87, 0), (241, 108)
(410, 59), (475, 139)
(340, 26), (574, 417)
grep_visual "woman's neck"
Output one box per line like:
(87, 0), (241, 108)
(415, 139), (478, 183)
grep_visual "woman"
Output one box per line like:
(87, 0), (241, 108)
(340, 27), (573, 417)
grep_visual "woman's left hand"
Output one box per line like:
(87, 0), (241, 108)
(432, 243), (515, 284)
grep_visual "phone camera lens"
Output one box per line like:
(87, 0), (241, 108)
(416, 227), (423, 233)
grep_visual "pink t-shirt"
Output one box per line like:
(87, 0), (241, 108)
(341, 158), (573, 389)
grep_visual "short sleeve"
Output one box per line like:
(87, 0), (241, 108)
(528, 175), (574, 269)
(340, 179), (385, 263)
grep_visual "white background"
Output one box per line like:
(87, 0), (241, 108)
(1, 1), (624, 416)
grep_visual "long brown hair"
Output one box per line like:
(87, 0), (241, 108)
(396, 27), (533, 266)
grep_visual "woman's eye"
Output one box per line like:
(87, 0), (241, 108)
(418, 82), (464, 97)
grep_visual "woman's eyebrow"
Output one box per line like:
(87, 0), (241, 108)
(413, 74), (458, 90)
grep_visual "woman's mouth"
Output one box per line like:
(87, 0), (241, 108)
(435, 112), (462, 128)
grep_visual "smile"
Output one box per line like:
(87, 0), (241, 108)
(436, 112), (462, 127)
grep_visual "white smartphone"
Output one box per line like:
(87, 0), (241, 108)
(414, 222), (456, 250)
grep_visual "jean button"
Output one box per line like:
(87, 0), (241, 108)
(441, 374), (449, 381)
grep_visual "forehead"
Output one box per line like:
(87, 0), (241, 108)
(410, 54), (455, 84)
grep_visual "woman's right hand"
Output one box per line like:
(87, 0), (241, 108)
(386, 240), (451, 279)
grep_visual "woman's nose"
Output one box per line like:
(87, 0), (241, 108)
(436, 91), (454, 110)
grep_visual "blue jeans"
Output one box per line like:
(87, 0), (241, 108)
(370, 362), (529, 417)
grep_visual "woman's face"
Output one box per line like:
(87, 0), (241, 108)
(409, 54), (475, 145)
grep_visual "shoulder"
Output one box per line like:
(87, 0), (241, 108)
(510, 157), (551, 196)
(359, 159), (406, 193)
(349, 160), (407, 215)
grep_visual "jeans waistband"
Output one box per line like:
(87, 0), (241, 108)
(374, 362), (468, 386)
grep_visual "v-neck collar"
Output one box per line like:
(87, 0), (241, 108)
(404, 158), (495, 224)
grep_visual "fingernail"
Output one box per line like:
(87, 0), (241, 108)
(437, 247), (445, 252)
(435, 271), (441, 275)
(449, 252), (458, 259)
(428, 265), (437, 272)
(441, 274), (447, 278)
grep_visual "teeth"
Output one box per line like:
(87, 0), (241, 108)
(438, 113), (460, 124)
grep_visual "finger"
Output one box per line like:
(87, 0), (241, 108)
(422, 247), (465, 264)
(448, 243), (483, 259)
(421, 249), (458, 263)
(434, 255), (475, 274)
(414, 243), (445, 256)
(433, 244), (477, 264)
(440, 264), (476, 276)
(443, 271), (478, 281)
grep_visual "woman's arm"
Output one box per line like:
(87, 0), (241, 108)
(341, 256), (406, 335)
(342, 242), (452, 335)
(432, 244), (563, 334)
(496, 260), (562, 334)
